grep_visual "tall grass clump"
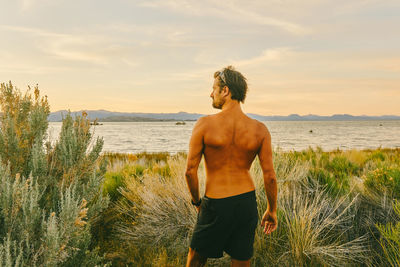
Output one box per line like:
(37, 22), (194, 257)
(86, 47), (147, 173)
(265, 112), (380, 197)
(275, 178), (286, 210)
(252, 151), (367, 267)
(113, 154), (199, 265)
(270, 190), (367, 266)
(0, 82), (109, 266)
(97, 152), (177, 265)
(376, 199), (400, 267)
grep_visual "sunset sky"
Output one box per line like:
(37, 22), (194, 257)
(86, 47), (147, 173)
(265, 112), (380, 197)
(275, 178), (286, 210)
(0, 0), (399, 115)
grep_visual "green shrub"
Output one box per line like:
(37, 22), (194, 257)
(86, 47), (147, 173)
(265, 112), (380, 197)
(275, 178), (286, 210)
(103, 160), (172, 204)
(365, 165), (400, 199)
(103, 172), (125, 201)
(121, 164), (146, 178)
(326, 155), (359, 175)
(368, 150), (386, 162)
(0, 82), (109, 266)
(308, 168), (348, 196)
(0, 82), (50, 178)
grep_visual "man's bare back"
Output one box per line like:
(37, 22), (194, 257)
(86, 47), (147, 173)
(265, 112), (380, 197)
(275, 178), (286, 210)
(201, 108), (266, 198)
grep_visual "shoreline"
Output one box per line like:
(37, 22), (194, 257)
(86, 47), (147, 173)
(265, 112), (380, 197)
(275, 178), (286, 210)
(100, 147), (400, 165)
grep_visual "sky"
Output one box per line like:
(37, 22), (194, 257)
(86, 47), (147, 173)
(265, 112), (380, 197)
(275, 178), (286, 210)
(0, 0), (399, 116)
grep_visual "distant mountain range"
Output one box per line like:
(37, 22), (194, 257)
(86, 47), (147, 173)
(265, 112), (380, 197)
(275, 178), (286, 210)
(48, 110), (203, 122)
(47, 110), (400, 122)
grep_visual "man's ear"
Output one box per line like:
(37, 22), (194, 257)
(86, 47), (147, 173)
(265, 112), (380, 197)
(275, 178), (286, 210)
(222, 86), (230, 97)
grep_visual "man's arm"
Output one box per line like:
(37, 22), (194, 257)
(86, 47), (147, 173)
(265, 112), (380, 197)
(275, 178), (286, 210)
(257, 125), (278, 235)
(185, 117), (206, 206)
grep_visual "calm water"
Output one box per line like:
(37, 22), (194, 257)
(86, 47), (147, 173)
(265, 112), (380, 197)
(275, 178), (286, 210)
(47, 121), (400, 153)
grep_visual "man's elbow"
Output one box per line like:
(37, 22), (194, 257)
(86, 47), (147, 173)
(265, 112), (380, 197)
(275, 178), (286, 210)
(263, 171), (277, 183)
(185, 168), (197, 180)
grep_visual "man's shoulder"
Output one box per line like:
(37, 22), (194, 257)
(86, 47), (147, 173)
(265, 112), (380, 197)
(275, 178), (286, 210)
(195, 115), (210, 124)
(193, 115), (211, 132)
(252, 119), (270, 137)
(193, 114), (223, 135)
(245, 116), (265, 128)
(196, 114), (218, 125)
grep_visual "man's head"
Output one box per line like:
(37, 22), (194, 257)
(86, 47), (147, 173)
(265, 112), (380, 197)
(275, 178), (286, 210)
(210, 66), (248, 109)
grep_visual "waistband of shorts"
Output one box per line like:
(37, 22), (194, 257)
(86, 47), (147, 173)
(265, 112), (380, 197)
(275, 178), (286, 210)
(203, 190), (256, 202)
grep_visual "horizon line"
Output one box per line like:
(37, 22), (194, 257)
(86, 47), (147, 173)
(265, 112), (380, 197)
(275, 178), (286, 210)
(49, 109), (400, 117)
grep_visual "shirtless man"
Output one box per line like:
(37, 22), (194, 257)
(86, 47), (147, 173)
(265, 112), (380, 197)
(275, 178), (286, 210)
(185, 66), (278, 267)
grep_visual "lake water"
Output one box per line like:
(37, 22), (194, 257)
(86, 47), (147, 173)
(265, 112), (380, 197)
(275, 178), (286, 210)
(47, 120), (400, 153)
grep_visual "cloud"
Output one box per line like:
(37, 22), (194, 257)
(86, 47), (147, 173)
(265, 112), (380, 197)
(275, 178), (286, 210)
(220, 3), (310, 35)
(20, 0), (37, 11)
(0, 25), (109, 64)
(139, 0), (310, 35)
(104, 22), (202, 49)
(232, 47), (293, 67)
(0, 25), (64, 37)
(18, 0), (55, 11)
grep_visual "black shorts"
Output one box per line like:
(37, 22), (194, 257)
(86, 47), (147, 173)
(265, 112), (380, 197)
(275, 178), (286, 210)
(189, 190), (258, 261)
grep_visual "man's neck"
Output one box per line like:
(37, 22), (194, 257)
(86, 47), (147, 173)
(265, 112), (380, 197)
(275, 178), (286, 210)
(221, 101), (242, 114)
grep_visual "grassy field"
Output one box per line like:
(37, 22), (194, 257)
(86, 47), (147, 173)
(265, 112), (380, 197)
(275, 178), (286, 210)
(99, 148), (400, 267)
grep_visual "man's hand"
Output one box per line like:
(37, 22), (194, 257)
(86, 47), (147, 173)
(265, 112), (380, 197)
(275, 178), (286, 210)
(196, 205), (201, 213)
(261, 210), (278, 235)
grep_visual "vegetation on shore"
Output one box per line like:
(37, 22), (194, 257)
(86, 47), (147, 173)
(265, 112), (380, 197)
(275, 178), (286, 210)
(99, 148), (400, 266)
(1, 83), (399, 266)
